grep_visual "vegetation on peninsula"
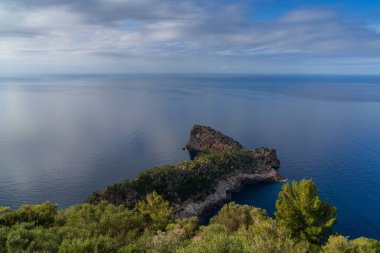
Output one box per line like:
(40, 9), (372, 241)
(87, 149), (264, 208)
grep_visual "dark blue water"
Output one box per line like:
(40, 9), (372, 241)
(1, 74), (380, 239)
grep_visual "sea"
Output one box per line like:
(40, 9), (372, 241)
(0, 74), (380, 239)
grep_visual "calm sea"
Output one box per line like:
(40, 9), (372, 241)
(1, 74), (380, 239)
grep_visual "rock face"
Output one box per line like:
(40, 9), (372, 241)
(186, 125), (243, 152)
(186, 125), (280, 168)
(174, 170), (284, 220)
(251, 147), (280, 169)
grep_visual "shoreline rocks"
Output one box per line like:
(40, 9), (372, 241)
(174, 169), (285, 221)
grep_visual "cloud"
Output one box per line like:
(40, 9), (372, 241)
(1, 0), (206, 24)
(1, 1), (380, 74)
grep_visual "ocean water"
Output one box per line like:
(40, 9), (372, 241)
(1, 74), (380, 239)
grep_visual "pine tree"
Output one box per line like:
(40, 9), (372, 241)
(137, 191), (173, 231)
(275, 179), (337, 244)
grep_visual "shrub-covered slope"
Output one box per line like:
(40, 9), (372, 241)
(87, 126), (283, 219)
(0, 180), (379, 253)
(87, 150), (283, 219)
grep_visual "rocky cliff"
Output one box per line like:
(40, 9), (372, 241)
(186, 125), (280, 168)
(186, 125), (243, 152)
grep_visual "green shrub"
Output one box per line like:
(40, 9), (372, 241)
(58, 236), (120, 253)
(210, 202), (267, 233)
(178, 232), (246, 253)
(61, 201), (145, 241)
(351, 237), (380, 253)
(322, 235), (380, 253)
(0, 226), (9, 253)
(0, 202), (57, 227)
(137, 191), (173, 231)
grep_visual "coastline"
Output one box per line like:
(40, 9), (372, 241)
(174, 169), (285, 220)
(88, 125), (286, 221)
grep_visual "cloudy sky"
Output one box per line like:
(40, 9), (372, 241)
(1, 0), (380, 75)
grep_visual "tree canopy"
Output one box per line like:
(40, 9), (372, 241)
(275, 179), (337, 244)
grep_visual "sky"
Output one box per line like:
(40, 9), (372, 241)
(1, 0), (380, 75)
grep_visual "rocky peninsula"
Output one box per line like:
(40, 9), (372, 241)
(87, 125), (285, 221)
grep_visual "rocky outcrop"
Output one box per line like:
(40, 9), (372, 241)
(186, 125), (243, 152)
(174, 125), (283, 220)
(186, 125), (280, 168)
(251, 147), (280, 169)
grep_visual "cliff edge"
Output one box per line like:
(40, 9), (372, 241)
(186, 125), (243, 152)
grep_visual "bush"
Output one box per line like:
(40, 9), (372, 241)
(0, 202), (57, 227)
(322, 235), (380, 253)
(351, 237), (380, 253)
(178, 232), (246, 253)
(137, 191), (173, 231)
(0, 226), (9, 253)
(58, 236), (120, 253)
(61, 201), (145, 241)
(210, 202), (267, 233)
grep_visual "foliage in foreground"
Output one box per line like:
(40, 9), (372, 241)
(0, 180), (379, 252)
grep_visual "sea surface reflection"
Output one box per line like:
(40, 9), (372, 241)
(1, 74), (380, 239)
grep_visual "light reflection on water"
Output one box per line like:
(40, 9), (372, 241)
(1, 74), (380, 239)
